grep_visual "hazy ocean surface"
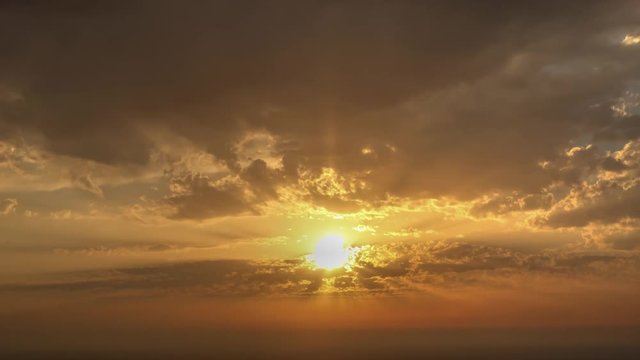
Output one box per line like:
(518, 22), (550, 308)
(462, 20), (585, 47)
(2, 328), (639, 359)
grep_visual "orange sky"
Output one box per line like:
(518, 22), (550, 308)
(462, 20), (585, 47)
(1, 1), (640, 358)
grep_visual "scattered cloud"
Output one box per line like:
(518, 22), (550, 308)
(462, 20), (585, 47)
(622, 34), (640, 46)
(538, 140), (640, 228)
(70, 172), (104, 197)
(3, 239), (638, 297)
(1, 198), (17, 215)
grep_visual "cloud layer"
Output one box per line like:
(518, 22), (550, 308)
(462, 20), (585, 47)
(1, 1), (638, 207)
(0, 0), (639, 300)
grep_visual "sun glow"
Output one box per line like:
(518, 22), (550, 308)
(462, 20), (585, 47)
(308, 234), (351, 270)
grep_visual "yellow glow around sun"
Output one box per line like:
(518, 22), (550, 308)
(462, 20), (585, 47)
(308, 234), (350, 270)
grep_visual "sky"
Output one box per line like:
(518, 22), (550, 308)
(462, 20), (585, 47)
(1, 1), (640, 358)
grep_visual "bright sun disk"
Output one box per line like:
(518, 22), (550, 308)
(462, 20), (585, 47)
(308, 234), (350, 270)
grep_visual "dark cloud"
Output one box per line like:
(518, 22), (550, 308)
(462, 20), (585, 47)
(543, 182), (640, 227)
(539, 140), (640, 228)
(239, 159), (281, 200)
(605, 230), (640, 250)
(1, 0), (638, 209)
(544, 145), (632, 186)
(166, 173), (251, 219)
(594, 116), (640, 142)
(0, 258), (324, 296)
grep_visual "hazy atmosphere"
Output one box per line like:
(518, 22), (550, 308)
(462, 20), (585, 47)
(1, 1), (640, 359)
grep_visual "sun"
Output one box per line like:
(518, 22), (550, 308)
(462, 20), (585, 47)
(308, 234), (351, 270)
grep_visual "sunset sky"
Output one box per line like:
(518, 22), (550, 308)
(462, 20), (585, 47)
(1, 1), (640, 358)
